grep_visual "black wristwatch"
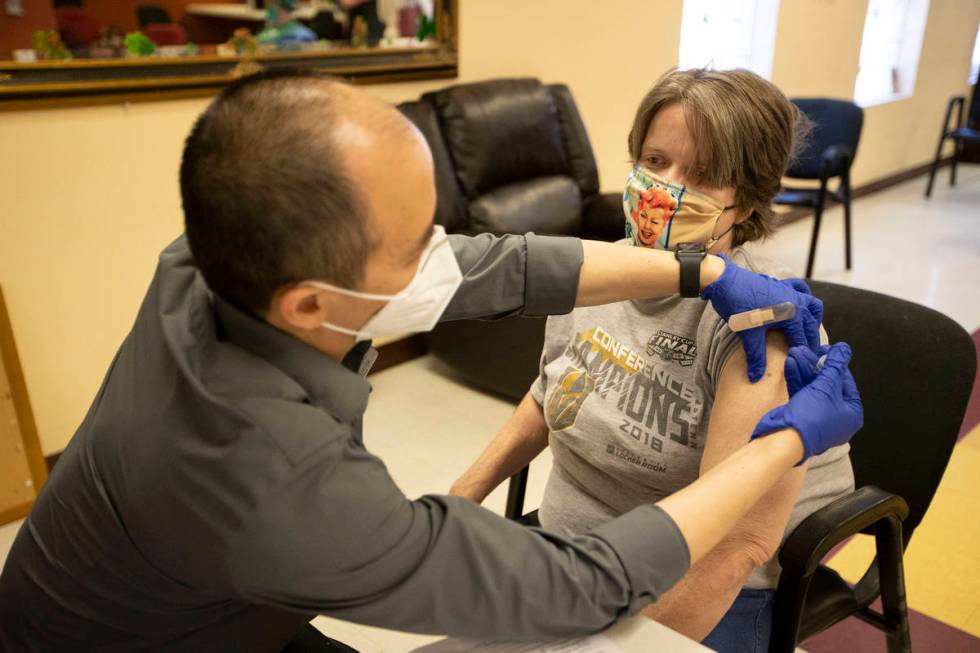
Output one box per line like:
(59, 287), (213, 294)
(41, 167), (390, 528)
(675, 242), (707, 298)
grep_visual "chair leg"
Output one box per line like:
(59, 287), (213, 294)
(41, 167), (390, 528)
(768, 574), (811, 653)
(805, 179), (827, 278)
(842, 173), (853, 271)
(950, 140), (961, 187)
(505, 465), (529, 520)
(925, 136), (945, 198)
(876, 516), (912, 653)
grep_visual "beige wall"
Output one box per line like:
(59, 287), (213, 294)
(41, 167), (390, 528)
(772, 0), (980, 185)
(1, 0), (978, 455)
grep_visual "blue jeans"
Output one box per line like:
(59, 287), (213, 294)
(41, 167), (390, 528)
(701, 588), (775, 653)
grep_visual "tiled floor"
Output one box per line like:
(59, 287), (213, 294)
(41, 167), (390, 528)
(0, 170), (977, 651)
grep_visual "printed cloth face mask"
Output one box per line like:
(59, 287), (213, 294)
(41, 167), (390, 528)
(622, 165), (737, 250)
(305, 225), (463, 342)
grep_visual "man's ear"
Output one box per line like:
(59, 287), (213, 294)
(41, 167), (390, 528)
(273, 285), (327, 331)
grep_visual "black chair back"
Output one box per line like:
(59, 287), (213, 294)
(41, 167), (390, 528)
(398, 78), (602, 238)
(788, 99), (864, 179)
(809, 281), (976, 541)
(136, 4), (172, 27)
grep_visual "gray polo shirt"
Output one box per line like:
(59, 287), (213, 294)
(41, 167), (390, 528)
(0, 234), (690, 652)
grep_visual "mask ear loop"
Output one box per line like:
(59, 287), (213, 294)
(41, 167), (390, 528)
(664, 185), (686, 248)
(708, 205), (740, 244)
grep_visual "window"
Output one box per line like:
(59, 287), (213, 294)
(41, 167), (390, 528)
(678, 0), (781, 79)
(853, 0), (930, 107)
(969, 21), (980, 85)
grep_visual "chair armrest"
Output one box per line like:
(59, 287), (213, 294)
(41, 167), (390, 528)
(581, 192), (625, 242)
(773, 487), (912, 650)
(778, 485), (909, 578)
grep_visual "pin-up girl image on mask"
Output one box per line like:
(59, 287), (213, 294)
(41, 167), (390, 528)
(630, 187), (677, 248)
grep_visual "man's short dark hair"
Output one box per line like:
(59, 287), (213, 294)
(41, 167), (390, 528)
(180, 68), (374, 315)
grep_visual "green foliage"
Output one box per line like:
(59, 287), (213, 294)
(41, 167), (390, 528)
(31, 30), (70, 59)
(124, 31), (156, 57)
(229, 28), (257, 54)
(417, 14), (436, 41)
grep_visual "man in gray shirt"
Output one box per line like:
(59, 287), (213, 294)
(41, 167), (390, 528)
(0, 70), (862, 652)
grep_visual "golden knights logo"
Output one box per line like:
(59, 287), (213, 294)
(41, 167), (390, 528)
(647, 330), (697, 367)
(545, 367), (597, 431)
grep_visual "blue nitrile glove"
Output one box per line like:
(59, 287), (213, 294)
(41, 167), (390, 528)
(784, 344), (831, 397)
(750, 342), (863, 464)
(701, 254), (823, 382)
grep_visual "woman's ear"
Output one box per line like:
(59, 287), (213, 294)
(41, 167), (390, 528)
(733, 206), (754, 225)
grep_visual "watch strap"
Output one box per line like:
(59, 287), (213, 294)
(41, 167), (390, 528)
(676, 246), (706, 298)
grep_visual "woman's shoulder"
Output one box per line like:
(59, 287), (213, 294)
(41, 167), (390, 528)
(728, 246), (795, 280)
(693, 247), (796, 368)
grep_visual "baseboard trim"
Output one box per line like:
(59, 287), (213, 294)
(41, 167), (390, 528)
(776, 156), (953, 227)
(43, 334), (428, 472)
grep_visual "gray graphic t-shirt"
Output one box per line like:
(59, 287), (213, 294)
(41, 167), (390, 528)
(530, 246), (854, 589)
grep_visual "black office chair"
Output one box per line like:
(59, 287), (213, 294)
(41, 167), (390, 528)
(504, 283), (976, 653)
(399, 78), (624, 401)
(136, 4), (172, 28)
(925, 80), (980, 198)
(770, 281), (974, 653)
(774, 99), (864, 279)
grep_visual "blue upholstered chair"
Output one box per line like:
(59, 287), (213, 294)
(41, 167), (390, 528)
(774, 99), (864, 278)
(925, 81), (980, 198)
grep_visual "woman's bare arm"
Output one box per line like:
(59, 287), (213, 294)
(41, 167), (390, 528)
(643, 333), (806, 640)
(449, 392), (549, 504)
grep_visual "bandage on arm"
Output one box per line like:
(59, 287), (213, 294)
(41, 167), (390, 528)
(727, 301), (796, 332)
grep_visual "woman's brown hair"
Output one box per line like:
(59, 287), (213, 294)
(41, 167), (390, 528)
(627, 68), (810, 246)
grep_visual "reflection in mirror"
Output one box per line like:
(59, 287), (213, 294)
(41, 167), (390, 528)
(1, 0), (435, 62)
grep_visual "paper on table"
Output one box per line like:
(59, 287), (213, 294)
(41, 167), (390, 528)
(410, 633), (623, 653)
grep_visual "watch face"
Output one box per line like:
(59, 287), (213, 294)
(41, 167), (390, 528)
(676, 242), (706, 254)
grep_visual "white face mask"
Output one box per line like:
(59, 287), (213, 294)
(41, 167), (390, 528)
(304, 225), (462, 342)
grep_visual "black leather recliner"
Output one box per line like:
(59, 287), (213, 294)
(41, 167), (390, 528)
(398, 78), (623, 400)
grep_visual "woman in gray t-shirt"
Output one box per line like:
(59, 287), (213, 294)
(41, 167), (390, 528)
(450, 68), (853, 653)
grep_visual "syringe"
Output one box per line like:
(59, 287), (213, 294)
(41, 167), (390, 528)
(727, 301), (797, 332)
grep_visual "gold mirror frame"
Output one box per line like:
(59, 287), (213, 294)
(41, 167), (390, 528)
(0, 0), (456, 111)
(0, 284), (47, 525)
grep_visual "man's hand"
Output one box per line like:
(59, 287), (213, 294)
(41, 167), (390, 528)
(784, 343), (827, 397)
(700, 255), (823, 382)
(751, 342), (863, 463)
